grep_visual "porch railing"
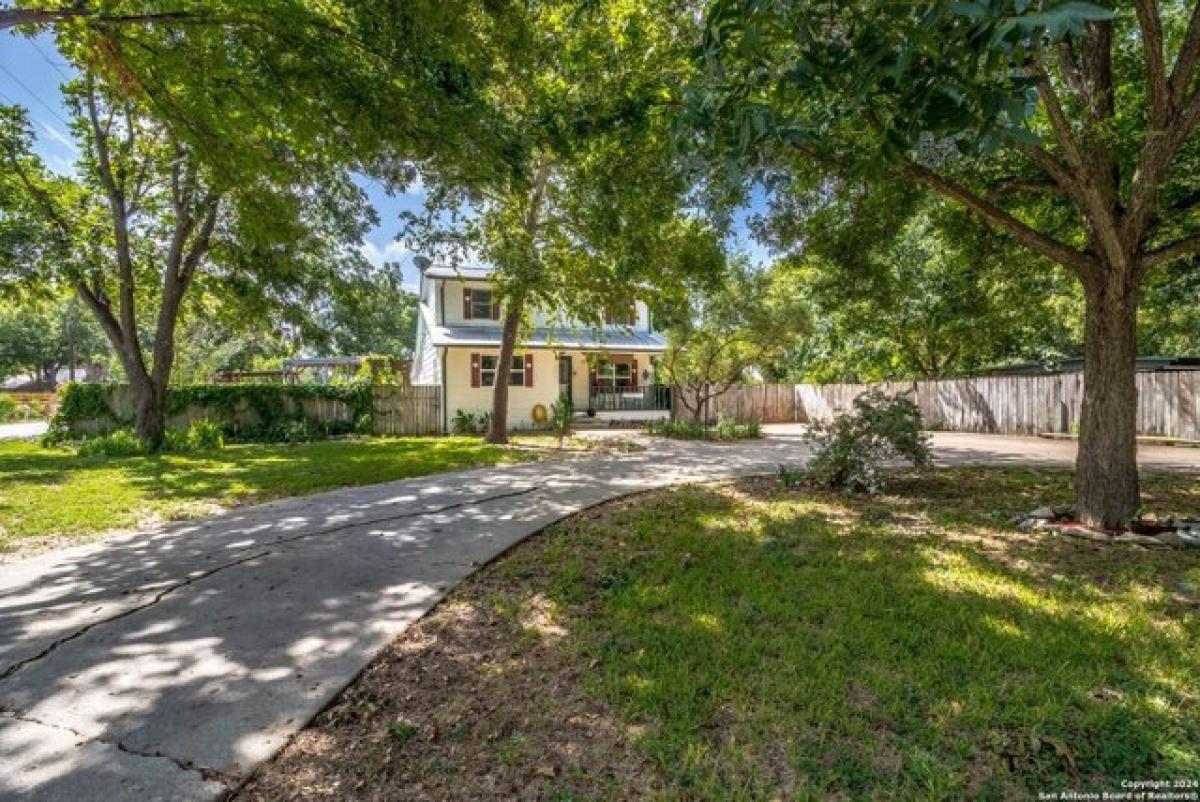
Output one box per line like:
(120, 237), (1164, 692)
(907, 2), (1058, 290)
(589, 384), (671, 412)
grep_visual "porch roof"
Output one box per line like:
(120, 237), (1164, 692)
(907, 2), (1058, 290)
(429, 323), (667, 352)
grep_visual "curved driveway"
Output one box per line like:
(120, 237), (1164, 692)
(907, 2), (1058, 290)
(1, 430), (1197, 801)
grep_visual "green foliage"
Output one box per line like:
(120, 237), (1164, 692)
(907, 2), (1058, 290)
(515, 473), (1200, 797)
(76, 429), (145, 459)
(661, 262), (810, 417)
(404, 0), (726, 433)
(550, 394), (573, 447)
(803, 390), (932, 493)
(781, 202), (1087, 382)
(0, 296), (108, 386)
(0, 394), (16, 423)
(646, 417), (760, 441)
(50, 382), (374, 443)
(185, 420), (225, 451)
(0, 437), (537, 549)
(388, 721), (419, 744)
(715, 416), (760, 440)
(777, 463), (805, 488)
(322, 267), (420, 358)
(450, 409), (490, 435)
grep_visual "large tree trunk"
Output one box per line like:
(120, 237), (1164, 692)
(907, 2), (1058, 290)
(485, 302), (522, 444)
(131, 374), (167, 449)
(1075, 268), (1140, 529)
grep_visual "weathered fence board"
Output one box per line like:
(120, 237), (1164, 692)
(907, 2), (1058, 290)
(372, 385), (441, 436)
(672, 383), (797, 424)
(794, 371), (1200, 440)
(672, 371), (1200, 439)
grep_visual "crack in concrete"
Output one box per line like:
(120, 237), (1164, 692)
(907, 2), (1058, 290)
(3, 695), (238, 790)
(0, 484), (542, 686)
(0, 708), (89, 739)
(0, 549), (272, 686)
(110, 738), (240, 790)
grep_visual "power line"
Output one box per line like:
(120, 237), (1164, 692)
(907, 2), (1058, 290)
(30, 38), (74, 83)
(0, 62), (72, 128)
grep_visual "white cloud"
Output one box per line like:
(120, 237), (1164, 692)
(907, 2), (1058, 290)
(358, 239), (411, 268)
(358, 240), (420, 291)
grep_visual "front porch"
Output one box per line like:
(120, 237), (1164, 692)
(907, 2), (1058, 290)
(555, 352), (671, 417)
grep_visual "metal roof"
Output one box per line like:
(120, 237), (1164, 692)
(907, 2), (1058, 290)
(421, 264), (495, 280)
(429, 324), (667, 352)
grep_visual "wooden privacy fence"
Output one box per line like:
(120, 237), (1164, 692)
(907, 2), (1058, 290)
(673, 383), (797, 424)
(673, 371), (1200, 440)
(795, 375), (1084, 435)
(372, 385), (440, 436)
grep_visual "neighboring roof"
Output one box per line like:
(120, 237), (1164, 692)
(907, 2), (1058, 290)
(429, 323), (667, 352)
(422, 264), (495, 280)
(984, 356), (1200, 376)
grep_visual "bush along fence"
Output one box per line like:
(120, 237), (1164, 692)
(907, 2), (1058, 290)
(51, 382), (441, 441)
(675, 370), (1200, 440)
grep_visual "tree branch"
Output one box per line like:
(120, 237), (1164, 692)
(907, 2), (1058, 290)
(1140, 234), (1200, 270)
(0, 8), (214, 31)
(897, 158), (1094, 274)
(987, 178), (1067, 199)
(1134, 0), (1170, 128)
(1170, 0), (1200, 106)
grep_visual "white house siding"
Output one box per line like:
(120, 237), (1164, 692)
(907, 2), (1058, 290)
(444, 348), (564, 429)
(438, 278), (651, 333)
(409, 318), (442, 385)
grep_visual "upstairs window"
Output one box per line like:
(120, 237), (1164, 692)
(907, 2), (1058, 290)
(463, 288), (500, 320)
(604, 299), (637, 326)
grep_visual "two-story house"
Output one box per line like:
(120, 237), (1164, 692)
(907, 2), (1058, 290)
(410, 258), (670, 431)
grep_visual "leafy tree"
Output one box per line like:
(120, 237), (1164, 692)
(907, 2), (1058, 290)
(1, 83), (372, 446)
(781, 202), (1083, 382)
(406, 0), (724, 444)
(691, 1), (1200, 527)
(320, 264), (419, 358)
(3, 2), (525, 447)
(0, 295), (108, 387)
(660, 262), (810, 423)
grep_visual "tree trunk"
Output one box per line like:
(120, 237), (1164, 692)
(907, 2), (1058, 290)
(129, 370), (167, 449)
(485, 301), (523, 444)
(1075, 268), (1140, 529)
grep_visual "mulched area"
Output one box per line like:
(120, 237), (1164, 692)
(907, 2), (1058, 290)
(235, 542), (659, 801)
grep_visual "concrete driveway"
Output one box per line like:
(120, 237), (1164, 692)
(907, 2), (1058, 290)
(1, 431), (1197, 801)
(0, 421), (48, 441)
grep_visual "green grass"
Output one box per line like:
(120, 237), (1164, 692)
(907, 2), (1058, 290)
(0, 436), (536, 551)
(495, 468), (1200, 800)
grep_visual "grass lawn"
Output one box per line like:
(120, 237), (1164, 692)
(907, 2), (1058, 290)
(239, 467), (1200, 801)
(0, 436), (542, 554)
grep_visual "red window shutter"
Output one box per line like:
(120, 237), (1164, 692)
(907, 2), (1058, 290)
(470, 353), (481, 387)
(524, 353), (534, 387)
(491, 300), (501, 320)
(630, 358), (639, 390)
(463, 288), (473, 320)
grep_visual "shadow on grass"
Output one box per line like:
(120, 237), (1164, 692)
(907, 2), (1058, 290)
(0, 437), (527, 544)
(524, 472), (1200, 800)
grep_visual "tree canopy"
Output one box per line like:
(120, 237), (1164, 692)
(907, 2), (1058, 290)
(688, 0), (1200, 527)
(405, 0), (726, 441)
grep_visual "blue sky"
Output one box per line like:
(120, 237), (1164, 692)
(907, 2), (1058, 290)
(1, 29), (769, 290)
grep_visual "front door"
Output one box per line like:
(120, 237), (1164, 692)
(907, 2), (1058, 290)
(558, 355), (573, 406)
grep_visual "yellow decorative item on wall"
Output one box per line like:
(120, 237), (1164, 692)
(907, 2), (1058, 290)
(531, 403), (549, 425)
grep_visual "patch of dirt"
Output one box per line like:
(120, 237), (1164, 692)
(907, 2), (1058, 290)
(236, 554), (659, 801)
